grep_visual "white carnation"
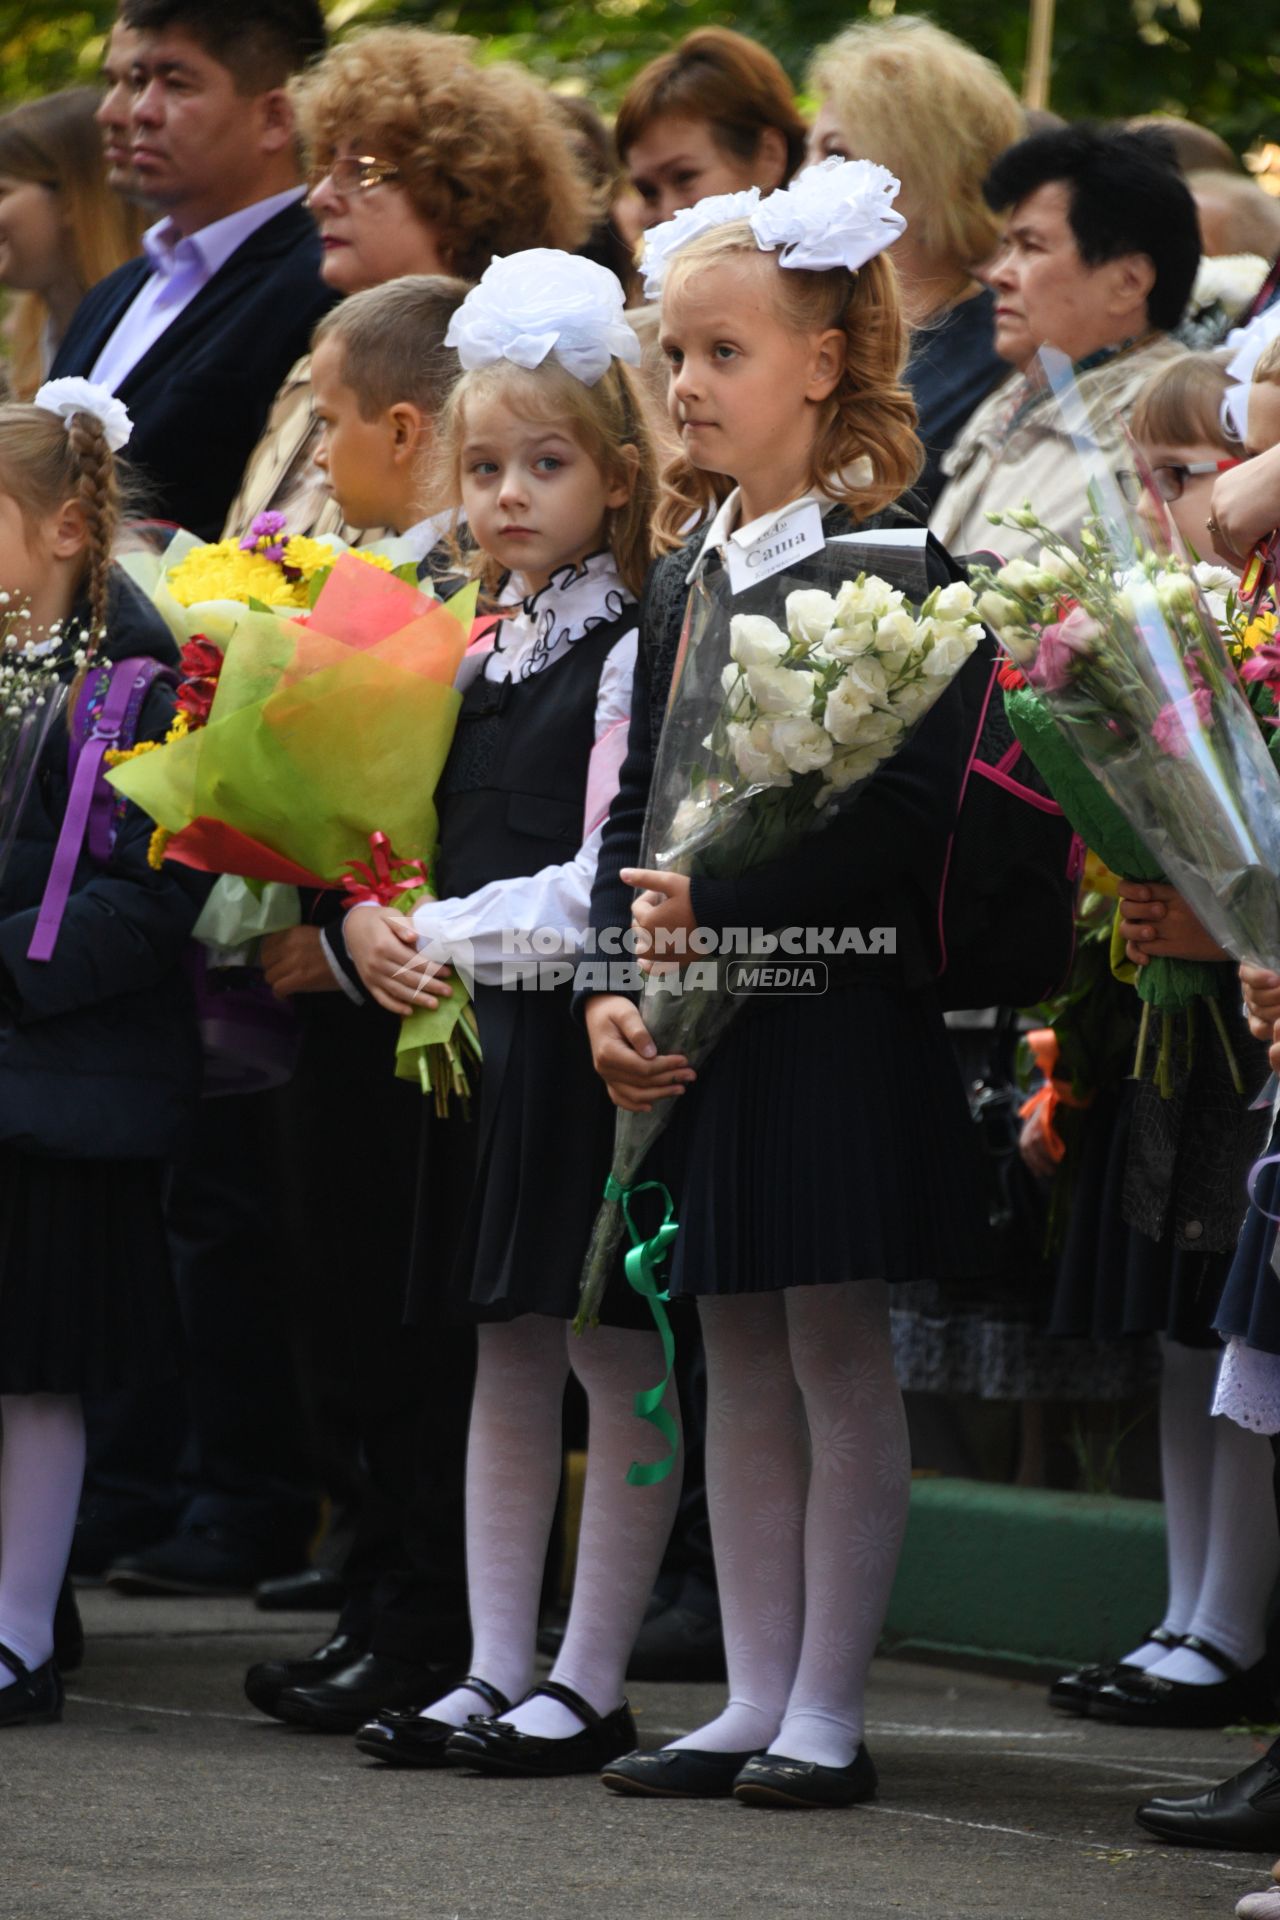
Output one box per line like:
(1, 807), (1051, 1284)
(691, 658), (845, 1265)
(997, 556), (1056, 597)
(976, 590), (1025, 635)
(837, 655), (889, 703)
(728, 718), (792, 786)
(834, 575), (904, 624)
(872, 606), (923, 672)
(892, 677), (940, 723)
(729, 613), (790, 667)
(746, 662), (816, 715)
(785, 588), (837, 650)
(1038, 544), (1085, 585)
(928, 581), (977, 621)
(818, 619), (878, 661)
(923, 626), (979, 676)
(770, 714), (835, 773)
(823, 674), (875, 744)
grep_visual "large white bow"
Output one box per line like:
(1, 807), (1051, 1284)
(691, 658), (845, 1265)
(446, 250), (641, 387)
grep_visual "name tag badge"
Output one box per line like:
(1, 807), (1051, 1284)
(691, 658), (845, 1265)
(725, 501), (825, 595)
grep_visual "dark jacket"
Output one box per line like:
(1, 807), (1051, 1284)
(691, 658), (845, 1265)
(590, 511), (977, 991)
(51, 199), (337, 540)
(0, 571), (211, 1157)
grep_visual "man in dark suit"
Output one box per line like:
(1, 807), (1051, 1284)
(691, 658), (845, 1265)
(52, 0), (336, 538)
(64, 0), (336, 1600)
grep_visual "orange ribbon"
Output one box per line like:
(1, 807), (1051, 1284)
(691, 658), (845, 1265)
(341, 831), (429, 907)
(1017, 1027), (1092, 1164)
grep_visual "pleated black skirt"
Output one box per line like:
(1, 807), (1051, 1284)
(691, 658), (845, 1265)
(1048, 1083), (1227, 1347)
(0, 1147), (181, 1392)
(409, 980), (652, 1330)
(1215, 1120), (1280, 1356)
(664, 979), (991, 1298)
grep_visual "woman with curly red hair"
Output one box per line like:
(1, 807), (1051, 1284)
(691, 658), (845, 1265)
(224, 28), (595, 538)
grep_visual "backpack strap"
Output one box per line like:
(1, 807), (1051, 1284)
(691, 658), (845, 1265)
(28, 656), (175, 965)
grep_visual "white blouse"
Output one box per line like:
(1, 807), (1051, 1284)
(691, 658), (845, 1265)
(410, 550), (636, 987)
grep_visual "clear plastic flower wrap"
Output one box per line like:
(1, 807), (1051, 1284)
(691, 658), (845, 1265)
(575, 524), (985, 1334)
(970, 346), (1280, 1092)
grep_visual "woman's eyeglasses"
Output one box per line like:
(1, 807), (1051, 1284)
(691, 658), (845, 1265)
(306, 155), (401, 201)
(1116, 458), (1240, 505)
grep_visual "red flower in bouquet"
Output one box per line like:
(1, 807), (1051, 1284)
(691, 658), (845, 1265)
(175, 634), (223, 726)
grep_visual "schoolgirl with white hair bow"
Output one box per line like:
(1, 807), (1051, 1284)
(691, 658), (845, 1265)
(0, 378), (210, 1730)
(585, 158), (990, 1809)
(341, 250), (678, 1775)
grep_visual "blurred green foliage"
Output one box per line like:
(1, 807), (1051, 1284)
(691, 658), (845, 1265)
(1, 0), (1276, 153)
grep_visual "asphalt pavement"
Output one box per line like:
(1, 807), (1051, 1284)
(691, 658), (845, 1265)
(2, 1590), (1275, 1920)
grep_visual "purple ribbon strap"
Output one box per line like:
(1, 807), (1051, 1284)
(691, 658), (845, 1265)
(28, 657), (174, 964)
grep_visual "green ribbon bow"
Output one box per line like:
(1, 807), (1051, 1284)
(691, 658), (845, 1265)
(604, 1173), (680, 1487)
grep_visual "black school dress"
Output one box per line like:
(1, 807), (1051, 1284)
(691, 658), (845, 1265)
(399, 554), (651, 1329)
(587, 500), (991, 1300)
(0, 573), (208, 1393)
(1048, 972), (1270, 1348)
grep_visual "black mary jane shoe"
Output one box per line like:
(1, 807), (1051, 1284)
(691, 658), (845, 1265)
(445, 1681), (636, 1777)
(354, 1677), (511, 1769)
(0, 1641), (63, 1729)
(1091, 1635), (1273, 1729)
(602, 1747), (760, 1799)
(1048, 1625), (1182, 1717)
(732, 1744), (879, 1810)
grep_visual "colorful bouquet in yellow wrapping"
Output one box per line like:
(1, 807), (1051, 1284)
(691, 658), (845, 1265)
(108, 548), (482, 1110)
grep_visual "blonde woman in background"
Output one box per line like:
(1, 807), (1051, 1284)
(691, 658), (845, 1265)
(807, 16), (1023, 508)
(0, 88), (144, 400)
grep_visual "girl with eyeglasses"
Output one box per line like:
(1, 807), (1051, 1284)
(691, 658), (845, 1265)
(1116, 353), (1244, 568)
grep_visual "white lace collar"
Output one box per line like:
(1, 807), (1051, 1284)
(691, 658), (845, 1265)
(490, 549), (634, 682)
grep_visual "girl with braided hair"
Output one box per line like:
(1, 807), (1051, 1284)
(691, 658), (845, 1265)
(0, 380), (209, 1727)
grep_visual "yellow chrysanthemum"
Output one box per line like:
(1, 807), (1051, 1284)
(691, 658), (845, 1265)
(147, 826), (172, 870)
(281, 535), (332, 580)
(166, 539), (307, 609)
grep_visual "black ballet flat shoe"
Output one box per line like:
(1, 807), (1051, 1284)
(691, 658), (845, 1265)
(0, 1642), (63, 1729)
(354, 1677), (511, 1769)
(444, 1681), (637, 1777)
(732, 1744), (879, 1810)
(602, 1747), (760, 1799)
(244, 1631), (368, 1721)
(1135, 1751), (1280, 1850)
(1091, 1636), (1274, 1729)
(1048, 1625), (1182, 1717)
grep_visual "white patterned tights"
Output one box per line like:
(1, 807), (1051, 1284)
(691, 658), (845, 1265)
(669, 1280), (911, 1769)
(420, 1313), (681, 1741)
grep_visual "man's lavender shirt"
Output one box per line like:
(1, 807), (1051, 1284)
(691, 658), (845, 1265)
(91, 186), (306, 393)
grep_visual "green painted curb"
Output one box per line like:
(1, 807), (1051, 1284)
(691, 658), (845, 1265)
(884, 1477), (1167, 1673)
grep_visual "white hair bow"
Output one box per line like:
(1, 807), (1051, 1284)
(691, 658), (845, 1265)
(446, 250), (641, 387)
(640, 187), (763, 300)
(641, 158), (906, 298)
(34, 378), (133, 453)
(750, 157), (905, 272)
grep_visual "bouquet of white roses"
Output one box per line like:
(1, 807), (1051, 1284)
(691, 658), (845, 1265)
(576, 530), (984, 1331)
